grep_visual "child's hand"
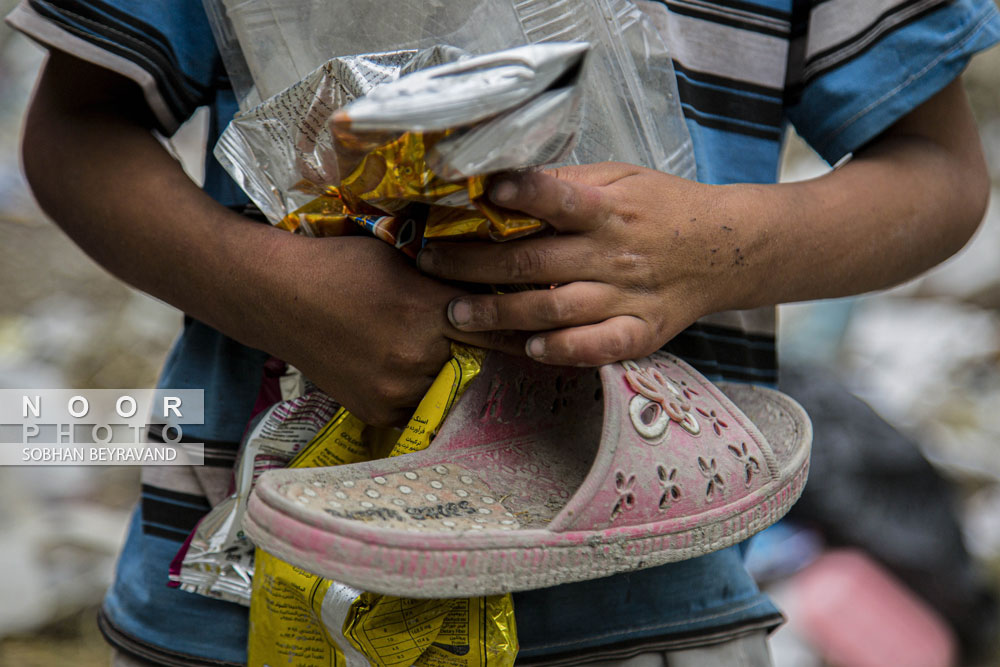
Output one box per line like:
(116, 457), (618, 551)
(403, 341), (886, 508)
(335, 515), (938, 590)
(419, 72), (992, 369)
(256, 235), (526, 426)
(416, 164), (751, 366)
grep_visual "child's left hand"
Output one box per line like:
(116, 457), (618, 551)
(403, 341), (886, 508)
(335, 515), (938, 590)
(417, 79), (991, 368)
(417, 163), (756, 366)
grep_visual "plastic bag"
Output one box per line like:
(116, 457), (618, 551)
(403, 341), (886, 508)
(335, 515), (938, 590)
(216, 43), (587, 232)
(205, 0), (695, 179)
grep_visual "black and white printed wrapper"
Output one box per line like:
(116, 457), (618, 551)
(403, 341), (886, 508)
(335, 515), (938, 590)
(169, 391), (339, 605)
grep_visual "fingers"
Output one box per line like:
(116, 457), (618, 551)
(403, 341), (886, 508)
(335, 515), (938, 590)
(487, 169), (616, 233)
(524, 315), (661, 366)
(418, 235), (597, 285)
(445, 328), (530, 358)
(540, 162), (648, 187)
(446, 282), (621, 332)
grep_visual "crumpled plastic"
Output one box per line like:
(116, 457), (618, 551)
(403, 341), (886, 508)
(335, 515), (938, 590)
(216, 42), (588, 243)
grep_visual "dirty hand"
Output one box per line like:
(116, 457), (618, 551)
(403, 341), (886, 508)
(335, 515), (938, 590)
(256, 235), (526, 425)
(417, 163), (758, 366)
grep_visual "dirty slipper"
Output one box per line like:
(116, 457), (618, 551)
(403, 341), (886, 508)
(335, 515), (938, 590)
(244, 351), (811, 597)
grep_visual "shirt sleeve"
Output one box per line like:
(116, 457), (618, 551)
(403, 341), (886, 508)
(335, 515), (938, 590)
(5, 0), (222, 135)
(785, 0), (1000, 164)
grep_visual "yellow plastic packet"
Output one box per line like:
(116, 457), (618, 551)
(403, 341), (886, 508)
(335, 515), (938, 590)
(248, 345), (518, 667)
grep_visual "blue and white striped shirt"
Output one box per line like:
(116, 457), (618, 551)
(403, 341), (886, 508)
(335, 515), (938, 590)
(8, 0), (998, 664)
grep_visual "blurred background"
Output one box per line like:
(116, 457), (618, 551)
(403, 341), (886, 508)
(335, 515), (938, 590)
(0, 2), (999, 665)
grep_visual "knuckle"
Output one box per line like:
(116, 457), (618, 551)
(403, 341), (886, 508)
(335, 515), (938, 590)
(608, 249), (642, 275)
(385, 345), (425, 370)
(372, 377), (400, 404)
(609, 251), (655, 293)
(602, 330), (633, 362)
(558, 181), (580, 215)
(377, 377), (421, 407)
(503, 246), (546, 281)
(539, 294), (573, 325)
(472, 298), (500, 328)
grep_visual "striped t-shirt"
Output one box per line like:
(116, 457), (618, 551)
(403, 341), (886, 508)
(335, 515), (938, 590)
(8, 0), (999, 665)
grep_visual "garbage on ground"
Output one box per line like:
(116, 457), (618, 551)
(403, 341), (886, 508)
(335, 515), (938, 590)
(784, 550), (958, 667)
(743, 521), (824, 585)
(780, 363), (1000, 661)
(0, 468), (131, 638)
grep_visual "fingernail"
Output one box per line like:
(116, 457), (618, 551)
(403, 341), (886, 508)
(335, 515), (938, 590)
(526, 336), (545, 359)
(416, 248), (433, 271)
(448, 299), (471, 327)
(491, 179), (518, 204)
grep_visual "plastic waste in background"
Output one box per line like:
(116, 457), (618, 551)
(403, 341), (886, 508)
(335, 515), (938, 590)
(787, 550), (958, 667)
(743, 521), (824, 584)
(780, 364), (1000, 662)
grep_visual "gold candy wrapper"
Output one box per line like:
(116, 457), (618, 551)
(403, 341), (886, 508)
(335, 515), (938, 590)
(344, 594), (517, 667)
(339, 131), (461, 212)
(282, 130), (545, 246)
(421, 182), (540, 241)
(277, 191), (356, 237)
(248, 345), (518, 667)
(250, 554), (516, 667)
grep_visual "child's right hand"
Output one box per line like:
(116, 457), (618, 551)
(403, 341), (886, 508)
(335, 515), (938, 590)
(22, 50), (524, 429)
(243, 233), (526, 427)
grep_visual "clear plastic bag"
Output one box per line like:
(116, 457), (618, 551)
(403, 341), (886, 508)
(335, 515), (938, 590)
(205, 0), (696, 179)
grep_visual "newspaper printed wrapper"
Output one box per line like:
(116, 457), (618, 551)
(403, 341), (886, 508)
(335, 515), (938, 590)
(168, 390), (339, 603)
(248, 345), (517, 667)
(215, 43), (588, 242)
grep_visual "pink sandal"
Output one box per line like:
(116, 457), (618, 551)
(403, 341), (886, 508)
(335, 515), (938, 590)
(244, 351), (811, 597)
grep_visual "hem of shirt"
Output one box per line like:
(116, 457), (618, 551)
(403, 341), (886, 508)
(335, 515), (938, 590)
(516, 596), (783, 658)
(98, 606), (244, 667)
(5, 0), (179, 134)
(515, 613), (784, 665)
(814, 2), (1000, 162)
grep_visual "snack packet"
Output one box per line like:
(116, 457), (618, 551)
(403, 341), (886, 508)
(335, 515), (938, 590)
(207, 0), (697, 183)
(216, 42), (588, 237)
(248, 345), (517, 667)
(169, 389), (339, 604)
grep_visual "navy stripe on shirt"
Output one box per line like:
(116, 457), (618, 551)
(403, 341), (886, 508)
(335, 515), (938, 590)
(801, 0), (948, 83)
(140, 484), (212, 541)
(664, 0), (790, 34)
(27, 0), (217, 130)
